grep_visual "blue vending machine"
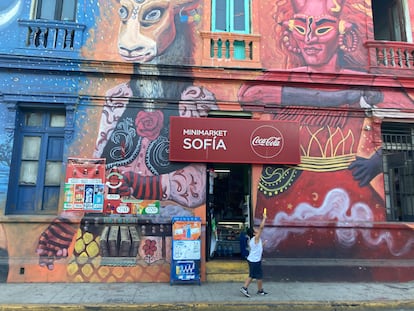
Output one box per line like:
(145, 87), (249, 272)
(170, 216), (201, 285)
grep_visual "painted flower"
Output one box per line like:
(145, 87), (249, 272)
(135, 110), (164, 141)
(143, 239), (157, 256)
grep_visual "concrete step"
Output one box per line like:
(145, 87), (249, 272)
(206, 260), (248, 282)
(206, 258), (414, 282)
(263, 258), (414, 282)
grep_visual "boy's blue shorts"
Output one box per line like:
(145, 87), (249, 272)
(248, 260), (263, 279)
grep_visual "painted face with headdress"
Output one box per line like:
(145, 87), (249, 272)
(282, 0), (357, 68)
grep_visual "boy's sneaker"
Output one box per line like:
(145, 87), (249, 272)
(257, 289), (268, 295)
(240, 287), (250, 298)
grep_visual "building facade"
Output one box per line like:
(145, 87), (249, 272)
(0, 0), (414, 283)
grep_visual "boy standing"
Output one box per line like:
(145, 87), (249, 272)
(240, 212), (268, 297)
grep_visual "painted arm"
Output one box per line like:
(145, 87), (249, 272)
(36, 211), (82, 270)
(281, 87), (383, 107)
(119, 163), (206, 208)
(94, 83), (132, 158)
(117, 85), (213, 207)
(239, 83), (383, 108)
(255, 213), (267, 244)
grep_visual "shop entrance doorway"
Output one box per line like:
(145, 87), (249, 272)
(206, 163), (251, 260)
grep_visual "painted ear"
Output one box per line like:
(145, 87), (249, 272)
(339, 20), (354, 34)
(280, 19), (295, 31)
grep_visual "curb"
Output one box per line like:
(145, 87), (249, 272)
(2, 301), (414, 311)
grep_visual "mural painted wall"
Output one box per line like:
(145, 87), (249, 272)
(0, 0), (210, 283)
(82, 0), (203, 64)
(210, 0), (414, 280)
(237, 0), (414, 281)
(0, 1), (19, 282)
(34, 0), (212, 282)
(0, 0), (414, 283)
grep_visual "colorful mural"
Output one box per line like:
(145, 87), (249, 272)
(236, 0), (414, 280)
(83, 0), (202, 64)
(0, 0), (413, 283)
(33, 0), (214, 282)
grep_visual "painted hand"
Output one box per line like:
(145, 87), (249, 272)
(349, 149), (383, 187)
(36, 217), (77, 270)
(168, 164), (206, 208)
(361, 89), (384, 107)
(179, 86), (218, 117)
(118, 173), (132, 197)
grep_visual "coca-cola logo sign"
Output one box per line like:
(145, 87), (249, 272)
(250, 125), (284, 159)
(170, 116), (300, 164)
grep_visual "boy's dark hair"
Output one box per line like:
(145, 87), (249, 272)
(246, 227), (254, 238)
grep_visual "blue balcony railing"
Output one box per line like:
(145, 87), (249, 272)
(18, 19), (85, 52)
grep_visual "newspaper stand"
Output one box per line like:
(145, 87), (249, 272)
(170, 216), (201, 285)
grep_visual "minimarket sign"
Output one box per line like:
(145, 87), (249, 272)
(169, 117), (300, 164)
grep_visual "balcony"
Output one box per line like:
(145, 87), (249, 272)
(200, 31), (261, 68)
(18, 19), (86, 54)
(365, 40), (414, 75)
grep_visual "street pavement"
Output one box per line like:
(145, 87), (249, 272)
(1, 281), (414, 310)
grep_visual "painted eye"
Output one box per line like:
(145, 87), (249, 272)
(293, 25), (306, 36)
(316, 26), (333, 35)
(119, 6), (129, 20)
(144, 9), (162, 21)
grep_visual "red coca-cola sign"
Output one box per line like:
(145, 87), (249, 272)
(250, 125), (284, 159)
(169, 117), (300, 164)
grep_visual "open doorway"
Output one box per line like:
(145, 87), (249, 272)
(207, 163), (251, 260)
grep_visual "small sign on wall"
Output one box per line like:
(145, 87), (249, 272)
(64, 183), (104, 211)
(63, 158), (106, 212)
(104, 198), (160, 215)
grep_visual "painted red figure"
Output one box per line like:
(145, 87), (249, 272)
(238, 0), (414, 260)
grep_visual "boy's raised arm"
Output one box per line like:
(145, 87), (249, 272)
(255, 209), (267, 243)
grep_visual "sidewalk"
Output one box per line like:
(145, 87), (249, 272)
(1, 281), (414, 310)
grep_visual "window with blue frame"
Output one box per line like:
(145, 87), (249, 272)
(34, 0), (77, 21)
(6, 109), (65, 215)
(212, 0), (250, 33)
(211, 0), (251, 60)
